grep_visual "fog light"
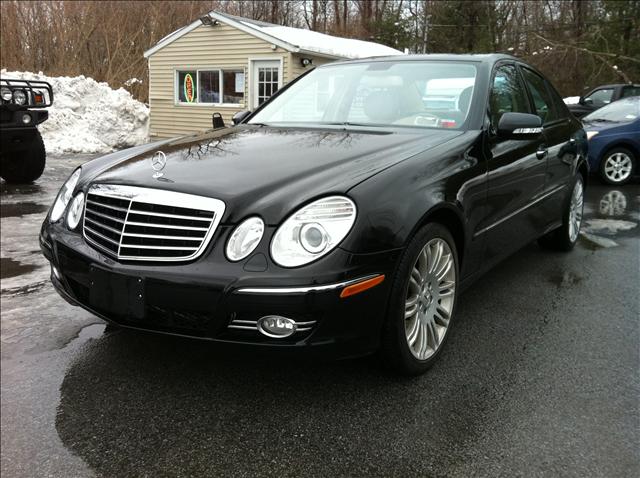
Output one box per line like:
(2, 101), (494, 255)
(21, 113), (31, 124)
(257, 315), (297, 338)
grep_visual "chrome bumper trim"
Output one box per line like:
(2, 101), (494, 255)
(235, 274), (380, 295)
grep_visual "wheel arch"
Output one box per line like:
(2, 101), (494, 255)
(599, 141), (639, 164)
(410, 203), (466, 268)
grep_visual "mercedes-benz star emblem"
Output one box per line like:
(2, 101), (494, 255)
(151, 151), (167, 178)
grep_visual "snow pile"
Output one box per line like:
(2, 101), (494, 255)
(244, 23), (403, 59)
(1, 69), (149, 155)
(564, 96), (580, 105)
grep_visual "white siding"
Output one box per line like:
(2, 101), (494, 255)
(148, 22), (291, 138)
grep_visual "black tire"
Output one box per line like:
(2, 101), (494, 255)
(0, 129), (46, 183)
(599, 147), (636, 185)
(380, 223), (459, 376)
(538, 174), (584, 251)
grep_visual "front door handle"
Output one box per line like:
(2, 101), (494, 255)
(536, 148), (548, 160)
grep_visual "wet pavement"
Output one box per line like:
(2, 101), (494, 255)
(1, 156), (639, 477)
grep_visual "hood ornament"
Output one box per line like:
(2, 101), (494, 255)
(151, 151), (167, 178)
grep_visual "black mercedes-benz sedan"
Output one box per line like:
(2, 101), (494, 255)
(40, 54), (588, 375)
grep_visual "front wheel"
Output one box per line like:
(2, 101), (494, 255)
(599, 147), (635, 185)
(538, 174), (584, 251)
(0, 129), (46, 183)
(381, 223), (459, 376)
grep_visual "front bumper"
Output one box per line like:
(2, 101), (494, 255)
(40, 221), (400, 359)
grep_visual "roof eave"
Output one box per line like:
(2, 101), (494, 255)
(143, 20), (202, 58)
(209, 11), (300, 53)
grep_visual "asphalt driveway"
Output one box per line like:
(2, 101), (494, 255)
(1, 155), (638, 477)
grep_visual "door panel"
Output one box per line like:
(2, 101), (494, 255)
(521, 66), (577, 231)
(480, 64), (547, 264)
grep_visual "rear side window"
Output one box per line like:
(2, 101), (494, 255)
(521, 67), (560, 124)
(621, 86), (640, 98)
(490, 65), (530, 128)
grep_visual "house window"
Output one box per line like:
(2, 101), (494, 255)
(257, 67), (279, 105)
(176, 69), (244, 105)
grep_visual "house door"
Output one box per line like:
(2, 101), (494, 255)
(251, 60), (281, 109)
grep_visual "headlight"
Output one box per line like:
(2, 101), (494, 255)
(12, 89), (27, 105)
(226, 216), (264, 261)
(66, 192), (85, 230)
(270, 196), (356, 267)
(50, 168), (81, 222)
(586, 131), (599, 140)
(1, 87), (12, 101)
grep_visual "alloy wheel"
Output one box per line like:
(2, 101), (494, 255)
(404, 238), (456, 361)
(603, 152), (633, 183)
(568, 179), (584, 243)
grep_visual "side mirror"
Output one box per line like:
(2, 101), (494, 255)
(232, 110), (251, 125)
(583, 97), (593, 106)
(497, 112), (543, 140)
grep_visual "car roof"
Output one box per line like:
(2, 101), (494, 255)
(590, 83), (640, 89)
(326, 53), (518, 66)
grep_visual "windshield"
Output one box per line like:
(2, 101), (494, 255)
(249, 61), (478, 130)
(584, 97), (640, 123)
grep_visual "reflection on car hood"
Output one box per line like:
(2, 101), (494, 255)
(86, 125), (462, 223)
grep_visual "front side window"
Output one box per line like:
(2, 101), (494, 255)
(249, 61), (478, 130)
(489, 64), (530, 128)
(176, 69), (244, 105)
(521, 67), (559, 123)
(585, 88), (614, 108)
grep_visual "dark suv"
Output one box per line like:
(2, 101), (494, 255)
(0, 78), (53, 183)
(568, 83), (640, 119)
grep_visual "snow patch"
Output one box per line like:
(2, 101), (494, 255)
(564, 96), (580, 105)
(583, 219), (637, 235)
(245, 23), (403, 59)
(1, 69), (149, 155)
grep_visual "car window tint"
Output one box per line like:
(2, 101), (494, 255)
(521, 67), (559, 123)
(621, 86), (640, 98)
(585, 88), (614, 107)
(490, 65), (530, 128)
(545, 80), (570, 120)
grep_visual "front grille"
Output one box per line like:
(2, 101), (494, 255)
(83, 184), (225, 262)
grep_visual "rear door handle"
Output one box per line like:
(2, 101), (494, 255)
(536, 148), (548, 160)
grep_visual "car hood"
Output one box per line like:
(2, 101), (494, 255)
(581, 119), (633, 133)
(86, 125), (462, 224)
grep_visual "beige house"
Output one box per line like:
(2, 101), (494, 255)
(144, 11), (401, 138)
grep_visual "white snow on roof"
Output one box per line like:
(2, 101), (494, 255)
(241, 22), (402, 59)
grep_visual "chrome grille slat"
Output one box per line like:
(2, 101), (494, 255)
(85, 209), (126, 224)
(86, 199), (129, 213)
(124, 221), (209, 231)
(84, 216), (123, 235)
(84, 226), (121, 246)
(83, 184), (225, 262)
(117, 244), (199, 251)
(127, 209), (213, 222)
(122, 232), (204, 241)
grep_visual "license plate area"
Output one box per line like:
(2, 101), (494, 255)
(89, 265), (145, 319)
